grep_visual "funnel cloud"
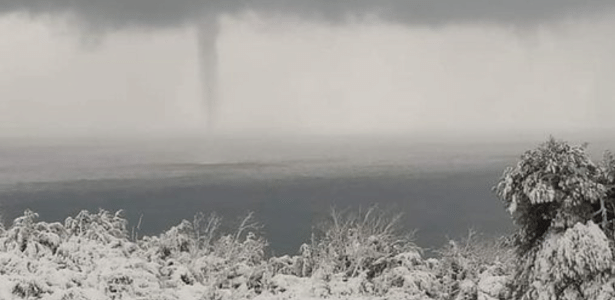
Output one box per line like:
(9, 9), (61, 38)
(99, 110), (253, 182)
(197, 14), (220, 128)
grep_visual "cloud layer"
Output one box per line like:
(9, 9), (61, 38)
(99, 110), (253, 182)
(1, 1), (614, 29)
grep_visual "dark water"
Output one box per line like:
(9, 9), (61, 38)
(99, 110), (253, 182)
(0, 136), (547, 254)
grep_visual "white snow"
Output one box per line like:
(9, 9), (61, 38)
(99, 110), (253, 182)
(0, 208), (559, 300)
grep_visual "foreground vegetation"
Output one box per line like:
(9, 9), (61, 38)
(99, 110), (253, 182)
(0, 137), (614, 300)
(0, 208), (512, 300)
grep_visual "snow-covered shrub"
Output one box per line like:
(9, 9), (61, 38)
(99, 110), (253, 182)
(2, 210), (39, 253)
(140, 212), (222, 260)
(140, 212), (265, 262)
(266, 243), (315, 279)
(191, 211), (222, 253)
(515, 221), (613, 300)
(262, 274), (312, 297)
(11, 275), (49, 299)
(436, 230), (514, 300)
(137, 212), (267, 299)
(268, 255), (302, 276)
(148, 219), (195, 259)
(0, 210), (67, 258)
(477, 265), (509, 300)
(301, 206), (418, 281)
(268, 206), (435, 299)
(197, 213), (267, 298)
(64, 209), (128, 244)
(371, 256), (439, 299)
(0, 205), (519, 299)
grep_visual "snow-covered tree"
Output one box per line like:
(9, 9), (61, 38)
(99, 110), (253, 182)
(494, 137), (614, 300)
(596, 151), (615, 239)
(494, 137), (606, 253)
(522, 221), (613, 300)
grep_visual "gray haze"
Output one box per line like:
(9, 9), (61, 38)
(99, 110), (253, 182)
(0, 1), (614, 137)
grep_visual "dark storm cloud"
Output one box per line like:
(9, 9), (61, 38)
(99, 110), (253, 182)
(1, 0), (614, 29)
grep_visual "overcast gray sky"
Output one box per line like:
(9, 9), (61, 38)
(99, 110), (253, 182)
(2, 1), (615, 28)
(0, 1), (614, 137)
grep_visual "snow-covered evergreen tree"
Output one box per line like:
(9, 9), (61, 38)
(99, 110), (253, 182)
(523, 221), (613, 300)
(597, 151), (615, 239)
(495, 137), (606, 253)
(495, 137), (614, 300)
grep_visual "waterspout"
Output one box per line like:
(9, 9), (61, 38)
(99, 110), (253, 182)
(197, 13), (220, 130)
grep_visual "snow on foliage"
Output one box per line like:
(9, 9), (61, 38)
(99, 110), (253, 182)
(516, 221), (613, 300)
(299, 206), (418, 279)
(10, 136), (615, 300)
(1, 207), (499, 300)
(597, 151), (615, 239)
(495, 137), (607, 254)
(64, 209), (128, 243)
(495, 137), (615, 300)
(436, 230), (514, 300)
(0, 209), (212, 300)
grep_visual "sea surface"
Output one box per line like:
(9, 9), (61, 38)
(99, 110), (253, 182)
(1, 135), (604, 255)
